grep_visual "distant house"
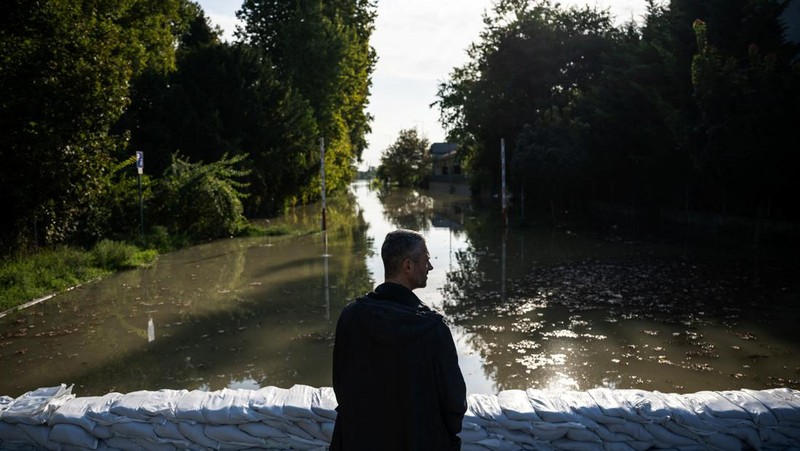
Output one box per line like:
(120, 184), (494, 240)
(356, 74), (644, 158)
(429, 142), (462, 179)
(429, 142), (469, 195)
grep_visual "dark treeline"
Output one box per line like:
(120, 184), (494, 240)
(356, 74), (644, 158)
(0, 0), (376, 253)
(436, 0), (800, 227)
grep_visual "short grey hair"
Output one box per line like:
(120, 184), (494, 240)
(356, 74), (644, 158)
(381, 229), (426, 278)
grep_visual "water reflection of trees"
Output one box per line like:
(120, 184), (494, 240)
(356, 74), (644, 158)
(376, 187), (436, 231)
(0, 190), (377, 397)
(440, 209), (800, 392)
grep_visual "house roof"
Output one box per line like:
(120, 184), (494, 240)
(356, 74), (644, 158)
(429, 142), (458, 160)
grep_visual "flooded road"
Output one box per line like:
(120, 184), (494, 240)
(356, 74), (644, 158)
(1, 181), (798, 398)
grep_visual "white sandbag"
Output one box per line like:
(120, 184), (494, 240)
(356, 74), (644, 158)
(15, 423), (52, 449)
(85, 393), (125, 426)
(659, 392), (718, 434)
(622, 390), (672, 423)
(204, 424), (266, 447)
(699, 431), (742, 451)
(283, 432), (330, 450)
(153, 421), (189, 442)
(177, 421), (221, 449)
(262, 417), (316, 440)
(296, 417), (329, 441)
(92, 424), (113, 440)
(108, 390), (157, 422)
(727, 424), (763, 450)
(47, 396), (100, 432)
(605, 421), (653, 442)
(489, 426), (543, 446)
(0, 421), (30, 443)
(239, 421), (287, 439)
(284, 384), (327, 422)
(172, 390), (209, 423)
(103, 436), (142, 450)
(684, 391), (750, 421)
(759, 427), (794, 449)
(745, 388), (800, 423)
(201, 388), (265, 424)
(0, 384), (73, 425)
(311, 387), (338, 420)
(49, 423), (98, 449)
(562, 391), (621, 425)
(589, 422), (637, 442)
(321, 420), (335, 441)
(139, 389), (186, 421)
(529, 421), (582, 441)
(527, 389), (577, 423)
(0, 396), (14, 412)
(642, 422), (698, 446)
(718, 390), (778, 426)
(588, 389), (644, 423)
(663, 420), (705, 442)
(600, 442), (640, 451)
(469, 393), (533, 430)
(551, 437), (607, 451)
(110, 420), (161, 441)
(250, 386), (289, 420)
(497, 390), (542, 422)
(459, 426), (489, 443)
(565, 426), (602, 443)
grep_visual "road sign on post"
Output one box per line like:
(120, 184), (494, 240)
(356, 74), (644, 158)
(136, 151), (144, 175)
(136, 151), (144, 236)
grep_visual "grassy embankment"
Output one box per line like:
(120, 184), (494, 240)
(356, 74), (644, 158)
(0, 223), (309, 313)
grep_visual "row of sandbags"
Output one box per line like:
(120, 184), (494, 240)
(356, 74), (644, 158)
(1, 384), (799, 450)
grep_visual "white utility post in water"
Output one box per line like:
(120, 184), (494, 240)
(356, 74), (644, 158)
(320, 137), (327, 231)
(501, 138), (507, 226)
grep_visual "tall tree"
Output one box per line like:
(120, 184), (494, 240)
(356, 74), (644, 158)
(236, 0), (377, 201)
(0, 0), (188, 251)
(435, 0), (618, 197)
(377, 128), (431, 188)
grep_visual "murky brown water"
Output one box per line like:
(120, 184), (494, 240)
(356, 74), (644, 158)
(1, 181), (798, 398)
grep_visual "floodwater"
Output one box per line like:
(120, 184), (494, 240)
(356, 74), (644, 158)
(1, 181), (798, 398)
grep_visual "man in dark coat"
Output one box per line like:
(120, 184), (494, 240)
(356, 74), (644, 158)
(331, 229), (467, 450)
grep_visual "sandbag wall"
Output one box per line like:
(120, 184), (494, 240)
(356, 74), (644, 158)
(1, 384), (799, 450)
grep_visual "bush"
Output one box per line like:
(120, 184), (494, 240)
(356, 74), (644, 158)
(154, 153), (250, 241)
(91, 239), (139, 270)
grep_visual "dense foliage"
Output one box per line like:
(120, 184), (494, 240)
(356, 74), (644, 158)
(436, 0), (800, 224)
(0, 0), (377, 254)
(376, 128), (431, 187)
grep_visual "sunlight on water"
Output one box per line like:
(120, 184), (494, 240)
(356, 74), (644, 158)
(0, 180), (798, 398)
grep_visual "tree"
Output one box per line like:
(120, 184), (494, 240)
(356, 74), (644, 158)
(435, 0), (618, 197)
(236, 0), (377, 201)
(377, 129), (431, 188)
(0, 0), (189, 251)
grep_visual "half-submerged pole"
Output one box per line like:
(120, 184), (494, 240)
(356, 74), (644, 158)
(320, 137), (327, 231)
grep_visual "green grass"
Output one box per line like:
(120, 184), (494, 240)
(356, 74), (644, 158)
(0, 221), (306, 313)
(0, 247), (107, 311)
(0, 240), (160, 312)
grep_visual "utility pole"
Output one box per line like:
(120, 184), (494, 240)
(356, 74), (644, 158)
(320, 138), (327, 231)
(501, 138), (507, 227)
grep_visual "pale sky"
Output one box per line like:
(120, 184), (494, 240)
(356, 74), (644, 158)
(196, 0), (649, 170)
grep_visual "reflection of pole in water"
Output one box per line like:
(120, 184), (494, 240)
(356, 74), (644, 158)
(147, 317), (155, 342)
(501, 228), (507, 302)
(320, 137), (327, 231)
(322, 232), (330, 321)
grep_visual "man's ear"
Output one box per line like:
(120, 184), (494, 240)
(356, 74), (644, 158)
(401, 257), (413, 274)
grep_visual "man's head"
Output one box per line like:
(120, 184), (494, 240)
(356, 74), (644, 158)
(381, 229), (433, 290)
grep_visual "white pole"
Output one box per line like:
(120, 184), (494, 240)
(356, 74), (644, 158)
(320, 137), (327, 231)
(501, 138), (507, 226)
